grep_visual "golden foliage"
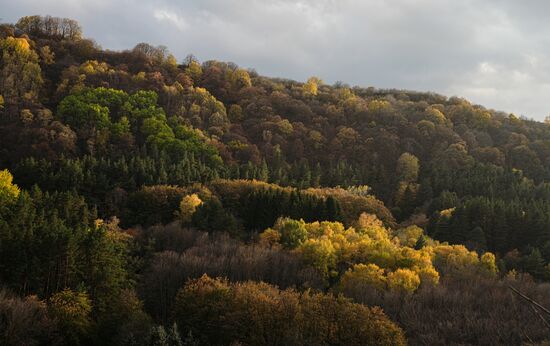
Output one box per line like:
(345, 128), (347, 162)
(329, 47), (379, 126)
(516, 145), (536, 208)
(266, 214), (439, 291)
(0, 169), (20, 204)
(258, 228), (282, 249)
(367, 99), (390, 113)
(387, 268), (421, 293)
(480, 252), (498, 276)
(185, 61), (202, 81)
(230, 68), (252, 89)
(5, 36), (31, 51)
(303, 77), (322, 96)
(179, 194), (203, 223)
(340, 263), (387, 291)
(432, 244), (482, 275)
(425, 106), (446, 124)
(439, 207), (456, 218)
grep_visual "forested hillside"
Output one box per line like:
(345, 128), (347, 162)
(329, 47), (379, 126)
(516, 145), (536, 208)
(1, 15), (550, 345)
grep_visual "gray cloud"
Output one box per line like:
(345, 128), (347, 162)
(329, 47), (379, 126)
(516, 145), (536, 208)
(2, 0), (550, 120)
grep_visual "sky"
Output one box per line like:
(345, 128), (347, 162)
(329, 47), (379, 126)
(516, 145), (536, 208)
(2, 0), (550, 120)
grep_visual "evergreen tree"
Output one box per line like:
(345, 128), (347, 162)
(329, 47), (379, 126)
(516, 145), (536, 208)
(149, 325), (168, 346)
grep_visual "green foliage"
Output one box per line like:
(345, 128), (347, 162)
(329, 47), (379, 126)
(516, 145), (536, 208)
(57, 91), (112, 130)
(396, 152), (419, 183)
(209, 180), (345, 233)
(126, 185), (188, 226)
(191, 197), (239, 234)
(273, 217), (308, 249)
(56, 87), (222, 164)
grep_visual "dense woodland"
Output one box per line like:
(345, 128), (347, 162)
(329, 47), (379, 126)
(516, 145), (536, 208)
(1, 15), (550, 345)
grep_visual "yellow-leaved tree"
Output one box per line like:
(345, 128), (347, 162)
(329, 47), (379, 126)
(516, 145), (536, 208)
(339, 263), (387, 293)
(303, 77), (322, 96)
(0, 169), (20, 207)
(179, 194), (202, 224)
(0, 37), (43, 107)
(387, 268), (421, 293)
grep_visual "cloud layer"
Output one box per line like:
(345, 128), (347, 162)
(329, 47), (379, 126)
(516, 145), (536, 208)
(3, 0), (550, 120)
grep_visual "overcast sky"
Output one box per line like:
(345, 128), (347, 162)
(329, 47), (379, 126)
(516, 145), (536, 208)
(2, 0), (550, 120)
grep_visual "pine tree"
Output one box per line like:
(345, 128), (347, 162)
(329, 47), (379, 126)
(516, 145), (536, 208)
(325, 196), (342, 221)
(149, 325), (168, 346)
(521, 248), (546, 280)
(167, 323), (183, 346)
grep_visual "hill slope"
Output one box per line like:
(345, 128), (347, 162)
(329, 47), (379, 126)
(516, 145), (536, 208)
(1, 15), (550, 345)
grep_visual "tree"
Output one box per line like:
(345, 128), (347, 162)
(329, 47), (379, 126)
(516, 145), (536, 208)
(179, 194), (202, 224)
(48, 289), (92, 345)
(148, 324), (183, 346)
(303, 77), (322, 96)
(173, 275), (406, 345)
(258, 228), (282, 249)
(468, 226), (487, 252)
(184, 61), (202, 82)
(230, 69), (252, 90)
(274, 217), (308, 249)
(16, 15), (82, 39)
(173, 275), (234, 345)
(298, 238), (336, 280)
(521, 248), (547, 280)
(167, 323), (184, 346)
(0, 169), (20, 207)
(387, 269), (421, 293)
(325, 195), (342, 221)
(0, 36), (43, 108)
(0, 289), (60, 346)
(339, 263), (387, 292)
(396, 152), (419, 183)
(74, 218), (133, 327)
(228, 104), (243, 122)
(192, 198), (238, 234)
(149, 325), (168, 346)
(480, 252), (497, 276)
